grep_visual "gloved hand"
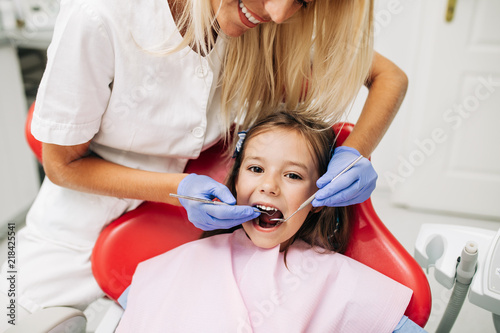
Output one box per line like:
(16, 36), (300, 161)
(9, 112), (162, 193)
(177, 174), (260, 231)
(312, 146), (377, 207)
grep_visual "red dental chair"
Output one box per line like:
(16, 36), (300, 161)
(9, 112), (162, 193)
(24, 103), (432, 331)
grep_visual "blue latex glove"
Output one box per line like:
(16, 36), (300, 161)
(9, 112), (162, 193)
(312, 146), (377, 207)
(177, 174), (260, 231)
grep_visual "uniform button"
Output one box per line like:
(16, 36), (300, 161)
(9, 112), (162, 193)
(195, 65), (208, 78)
(192, 127), (205, 138)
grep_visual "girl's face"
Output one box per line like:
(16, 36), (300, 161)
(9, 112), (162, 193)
(210, 0), (310, 37)
(236, 129), (320, 249)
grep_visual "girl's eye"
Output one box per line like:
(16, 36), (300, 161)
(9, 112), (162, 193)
(295, 0), (309, 8)
(249, 166), (263, 173)
(285, 173), (302, 180)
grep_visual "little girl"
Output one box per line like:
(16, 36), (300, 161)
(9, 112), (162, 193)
(116, 112), (425, 333)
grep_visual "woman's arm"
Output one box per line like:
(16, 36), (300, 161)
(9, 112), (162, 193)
(42, 142), (259, 229)
(42, 142), (186, 206)
(342, 52), (408, 157)
(313, 52), (406, 207)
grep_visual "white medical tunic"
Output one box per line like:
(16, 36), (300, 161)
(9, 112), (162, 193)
(0, 0), (228, 313)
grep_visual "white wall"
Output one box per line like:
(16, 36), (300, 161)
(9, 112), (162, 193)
(0, 43), (40, 228)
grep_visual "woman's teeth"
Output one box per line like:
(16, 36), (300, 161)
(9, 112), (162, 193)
(239, 1), (261, 25)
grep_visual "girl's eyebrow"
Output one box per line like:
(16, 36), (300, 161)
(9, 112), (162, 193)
(285, 160), (309, 172)
(242, 155), (262, 163)
(244, 155), (310, 172)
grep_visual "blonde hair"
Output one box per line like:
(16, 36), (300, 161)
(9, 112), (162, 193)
(172, 0), (374, 137)
(167, 0), (219, 56)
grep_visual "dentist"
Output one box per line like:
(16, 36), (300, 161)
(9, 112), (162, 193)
(0, 0), (407, 319)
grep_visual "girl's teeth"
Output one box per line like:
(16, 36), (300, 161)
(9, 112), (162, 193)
(256, 205), (277, 212)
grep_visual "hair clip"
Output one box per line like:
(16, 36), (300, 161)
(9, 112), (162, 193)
(334, 214), (340, 233)
(328, 214), (341, 241)
(232, 131), (247, 158)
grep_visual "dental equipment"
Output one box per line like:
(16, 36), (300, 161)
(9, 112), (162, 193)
(435, 241), (478, 333)
(270, 155), (363, 224)
(169, 193), (276, 216)
(416, 224), (500, 333)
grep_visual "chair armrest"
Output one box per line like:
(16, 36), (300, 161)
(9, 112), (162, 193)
(94, 301), (124, 333)
(5, 307), (86, 333)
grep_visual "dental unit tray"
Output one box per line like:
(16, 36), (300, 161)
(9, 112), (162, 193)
(415, 224), (500, 316)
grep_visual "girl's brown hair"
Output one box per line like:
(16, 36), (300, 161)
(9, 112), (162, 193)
(202, 111), (352, 255)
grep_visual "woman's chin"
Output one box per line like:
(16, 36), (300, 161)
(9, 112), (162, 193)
(220, 25), (247, 37)
(216, 16), (250, 38)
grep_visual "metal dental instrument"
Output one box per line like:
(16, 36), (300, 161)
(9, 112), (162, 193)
(270, 155), (364, 224)
(169, 193), (275, 216)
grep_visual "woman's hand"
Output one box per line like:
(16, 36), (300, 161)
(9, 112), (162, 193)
(177, 174), (260, 231)
(312, 146), (377, 207)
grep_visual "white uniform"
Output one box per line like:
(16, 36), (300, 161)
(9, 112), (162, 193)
(0, 0), (227, 312)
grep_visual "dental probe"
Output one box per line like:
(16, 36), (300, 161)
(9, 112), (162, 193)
(270, 155), (364, 223)
(169, 193), (273, 215)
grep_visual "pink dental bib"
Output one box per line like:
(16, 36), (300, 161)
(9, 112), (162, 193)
(117, 229), (412, 332)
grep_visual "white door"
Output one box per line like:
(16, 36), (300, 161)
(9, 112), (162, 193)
(389, 0), (500, 219)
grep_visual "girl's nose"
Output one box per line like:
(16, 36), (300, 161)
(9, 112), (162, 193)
(264, 0), (300, 24)
(259, 176), (280, 196)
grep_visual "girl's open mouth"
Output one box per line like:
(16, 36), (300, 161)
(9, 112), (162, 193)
(254, 205), (284, 229)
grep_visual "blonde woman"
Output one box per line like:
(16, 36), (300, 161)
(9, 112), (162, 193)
(0, 0), (407, 324)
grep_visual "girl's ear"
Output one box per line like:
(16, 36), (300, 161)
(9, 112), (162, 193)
(311, 206), (323, 214)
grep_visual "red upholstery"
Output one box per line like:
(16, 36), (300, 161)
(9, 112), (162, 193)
(25, 102), (43, 163)
(25, 104), (431, 327)
(345, 199), (431, 326)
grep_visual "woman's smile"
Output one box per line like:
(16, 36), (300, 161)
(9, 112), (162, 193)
(238, 0), (270, 28)
(211, 0), (307, 37)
